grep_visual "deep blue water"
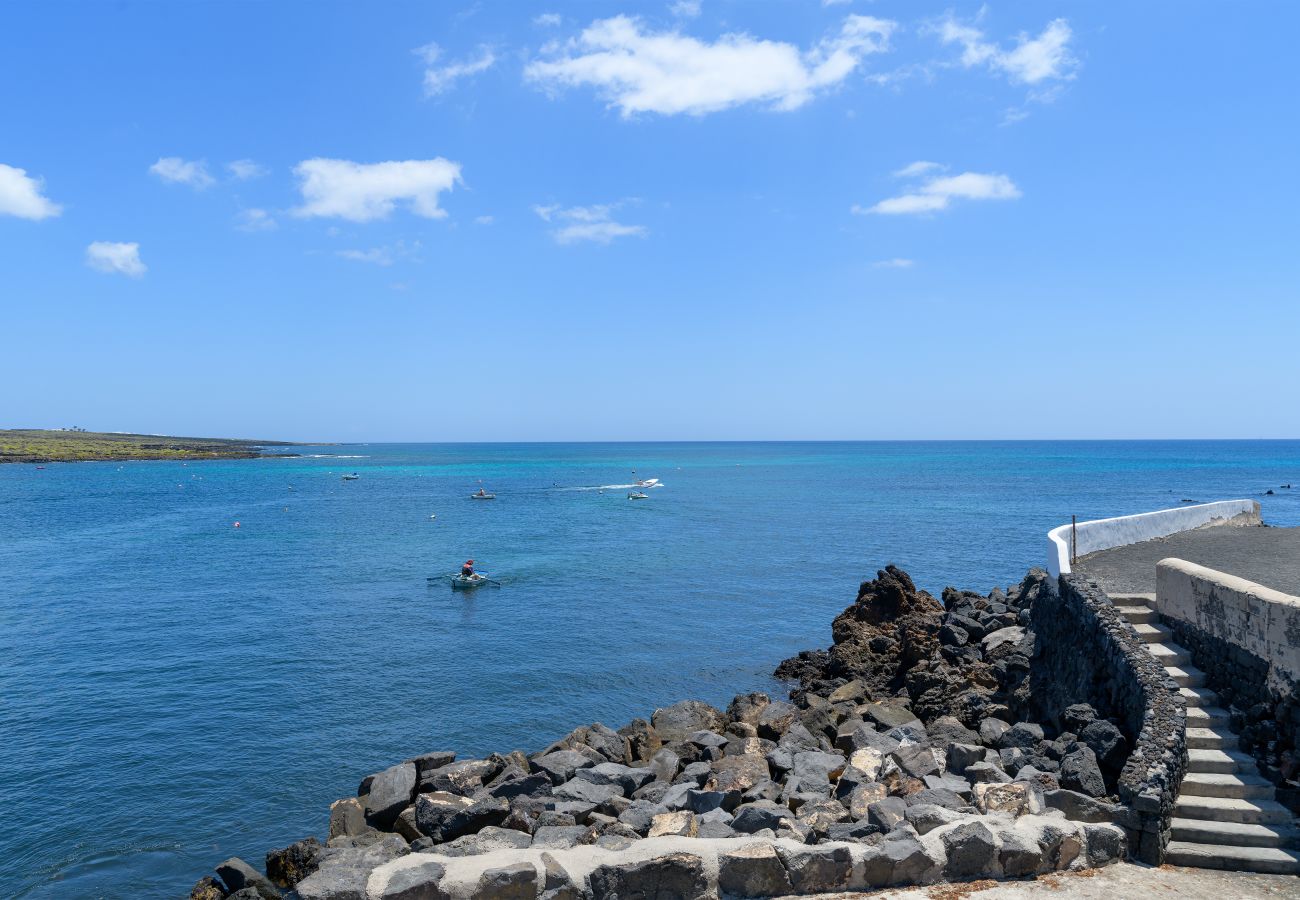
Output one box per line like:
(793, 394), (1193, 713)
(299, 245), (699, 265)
(3, 441), (1299, 898)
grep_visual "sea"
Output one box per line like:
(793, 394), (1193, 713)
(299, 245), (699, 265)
(3, 441), (1298, 898)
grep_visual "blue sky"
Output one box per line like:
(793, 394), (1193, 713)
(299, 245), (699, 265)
(2, 1), (1297, 441)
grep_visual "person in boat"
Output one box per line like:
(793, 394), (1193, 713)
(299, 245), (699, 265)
(460, 559), (476, 578)
(475, 488), (488, 497)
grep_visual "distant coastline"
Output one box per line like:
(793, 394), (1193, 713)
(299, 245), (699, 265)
(0, 429), (303, 464)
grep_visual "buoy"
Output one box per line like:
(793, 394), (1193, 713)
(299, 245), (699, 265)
(233, 521), (241, 528)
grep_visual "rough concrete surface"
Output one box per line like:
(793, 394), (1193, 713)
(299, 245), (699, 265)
(797, 861), (1300, 898)
(1074, 525), (1300, 596)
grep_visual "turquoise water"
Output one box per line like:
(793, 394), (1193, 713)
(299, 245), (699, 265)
(3, 441), (1299, 898)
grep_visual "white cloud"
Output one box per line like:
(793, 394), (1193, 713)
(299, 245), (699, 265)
(474, 215), (495, 225)
(534, 12), (562, 27)
(533, 202), (647, 244)
(857, 169), (1021, 216)
(524, 14), (895, 117)
(873, 258), (914, 268)
(227, 159), (268, 180)
(0, 163), (62, 220)
(336, 240), (422, 266)
(822, 0), (852, 5)
(149, 157), (214, 189)
(236, 208), (276, 231)
(669, 0), (701, 19)
(293, 158), (461, 222)
(86, 241), (146, 277)
(892, 160), (944, 178)
(416, 42), (497, 96)
(936, 16), (1077, 85)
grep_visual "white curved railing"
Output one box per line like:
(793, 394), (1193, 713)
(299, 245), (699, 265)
(1046, 500), (1261, 577)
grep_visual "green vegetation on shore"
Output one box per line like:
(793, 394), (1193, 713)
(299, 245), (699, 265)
(0, 429), (299, 463)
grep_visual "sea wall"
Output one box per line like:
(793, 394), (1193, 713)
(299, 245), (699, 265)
(1031, 574), (1187, 863)
(1156, 558), (1300, 812)
(1046, 500), (1261, 577)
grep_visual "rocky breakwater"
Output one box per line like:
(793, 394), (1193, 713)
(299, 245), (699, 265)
(191, 567), (1130, 900)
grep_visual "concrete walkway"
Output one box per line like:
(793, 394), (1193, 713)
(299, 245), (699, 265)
(808, 861), (1300, 897)
(1073, 525), (1300, 596)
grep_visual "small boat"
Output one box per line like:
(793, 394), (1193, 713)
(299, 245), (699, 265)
(342, 473), (359, 481)
(450, 573), (490, 590)
(628, 491), (649, 500)
(470, 491), (496, 500)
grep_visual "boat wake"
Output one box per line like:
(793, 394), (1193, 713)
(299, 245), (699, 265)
(302, 454), (370, 459)
(564, 482), (665, 491)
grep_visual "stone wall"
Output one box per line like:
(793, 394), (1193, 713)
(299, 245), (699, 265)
(1032, 575), (1187, 863)
(1156, 559), (1300, 812)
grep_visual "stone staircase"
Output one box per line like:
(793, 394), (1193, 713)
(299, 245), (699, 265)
(1113, 593), (1300, 875)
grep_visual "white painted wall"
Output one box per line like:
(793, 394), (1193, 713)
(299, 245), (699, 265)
(1046, 500), (1261, 577)
(1156, 558), (1300, 688)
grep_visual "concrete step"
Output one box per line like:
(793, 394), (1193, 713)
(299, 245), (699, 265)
(1146, 642), (1192, 666)
(1174, 795), (1293, 825)
(1131, 622), (1173, 643)
(1170, 817), (1300, 849)
(1167, 666), (1206, 688)
(1187, 748), (1254, 774)
(1164, 841), (1300, 874)
(1181, 687), (1218, 708)
(1180, 772), (1275, 799)
(1117, 605), (1157, 625)
(1188, 727), (1238, 751)
(1186, 705), (1232, 726)
(1111, 592), (1156, 605)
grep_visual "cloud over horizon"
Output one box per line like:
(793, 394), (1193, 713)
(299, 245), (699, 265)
(86, 241), (146, 277)
(0, 163), (62, 220)
(293, 158), (462, 222)
(524, 14), (895, 117)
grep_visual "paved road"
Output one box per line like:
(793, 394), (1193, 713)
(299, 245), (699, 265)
(813, 861), (1300, 898)
(1073, 525), (1300, 596)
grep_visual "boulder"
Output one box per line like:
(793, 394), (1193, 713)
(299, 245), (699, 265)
(436, 827), (532, 857)
(972, 782), (1031, 816)
(616, 801), (662, 836)
(540, 852), (583, 900)
(1080, 719), (1128, 771)
(776, 844), (853, 893)
(791, 750), (846, 785)
(1059, 748), (1106, 798)
(732, 800), (794, 833)
(676, 761), (713, 786)
(847, 781), (889, 818)
(891, 744), (942, 780)
(372, 857), (447, 900)
(965, 761), (1011, 784)
(828, 679), (867, 704)
(532, 750), (597, 785)
(1083, 822), (1127, 867)
(364, 762), (417, 829)
(707, 754), (770, 793)
(414, 792), (474, 840)
(796, 797), (849, 833)
(418, 759), (494, 796)
(1063, 703), (1097, 733)
(1044, 789), (1127, 823)
(532, 825), (594, 849)
(942, 821), (998, 879)
(407, 750), (456, 778)
(215, 858), (280, 900)
(978, 718), (1011, 746)
(867, 796), (907, 831)
(296, 836), (409, 900)
(908, 786), (964, 809)
(578, 762), (657, 795)
(648, 810), (698, 837)
(727, 692), (771, 726)
(997, 722), (1045, 750)
(718, 842), (794, 898)
(647, 748), (681, 783)
(882, 834), (933, 885)
(439, 796), (509, 842)
(189, 876), (224, 900)
(1038, 821), (1083, 870)
(488, 772), (553, 801)
(618, 718), (662, 764)
(926, 715), (980, 748)
(846, 748), (885, 781)
(266, 837), (322, 889)
(555, 779), (624, 804)
(588, 853), (709, 900)
(982, 625), (1025, 655)
(652, 701), (727, 743)
(905, 803), (967, 835)
(757, 701), (800, 740)
(685, 788), (734, 814)
(472, 863), (537, 900)
(328, 798), (368, 840)
(863, 702), (922, 731)
(998, 827), (1043, 877)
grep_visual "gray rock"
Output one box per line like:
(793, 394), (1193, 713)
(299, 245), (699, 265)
(826, 820), (882, 842)
(757, 701), (800, 740)
(1059, 747), (1106, 798)
(882, 835), (932, 885)
(410, 793), (476, 839)
(1084, 822), (1126, 867)
(488, 772), (553, 801)
(846, 782), (888, 818)
(329, 797), (368, 840)
(891, 744), (942, 779)
(617, 800), (664, 835)
(999, 827), (1043, 877)
(943, 820), (997, 879)
(438, 795), (509, 842)
(998, 722), (1045, 750)
(555, 778), (624, 804)
(297, 836), (410, 900)
(632, 781), (670, 804)
(731, 800), (794, 833)
(435, 826), (532, 856)
(697, 819), (738, 839)
(946, 742), (986, 774)
(532, 825), (594, 849)
(965, 761), (1011, 784)
(922, 774), (972, 800)
(972, 781), (1031, 816)
(685, 788), (733, 814)
(727, 692), (772, 726)
(589, 852), (709, 900)
(707, 753), (771, 793)
(365, 762), (417, 829)
(983, 625), (1025, 654)
(659, 781), (694, 811)
(1080, 719), (1127, 770)
(1063, 704), (1097, 732)
(1038, 821), (1084, 870)
(676, 761), (713, 786)
(1044, 788), (1126, 823)
(776, 844), (853, 893)
(863, 702), (921, 731)
(419, 759), (494, 796)
(867, 796), (907, 831)
(908, 787), (963, 810)
(266, 837), (322, 889)
(532, 750), (597, 785)
(718, 842), (793, 898)
(648, 810), (698, 838)
(796, 797), (849, 834)
(374, 858), (448, 900)
(407, 750), (456, 778)
(791, 750), (846, 785)
(647, 747), (681, 783)
(978, 717), (1011, 746)
(652, 700), (727, 743)
(905, 803), (967, 835)
(926, 715), (980, 747)
(215, 858), (280, 900)
(540, 852), (583, 900)
(472, 862), (537, 900)
(577, 762), (657, 795)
